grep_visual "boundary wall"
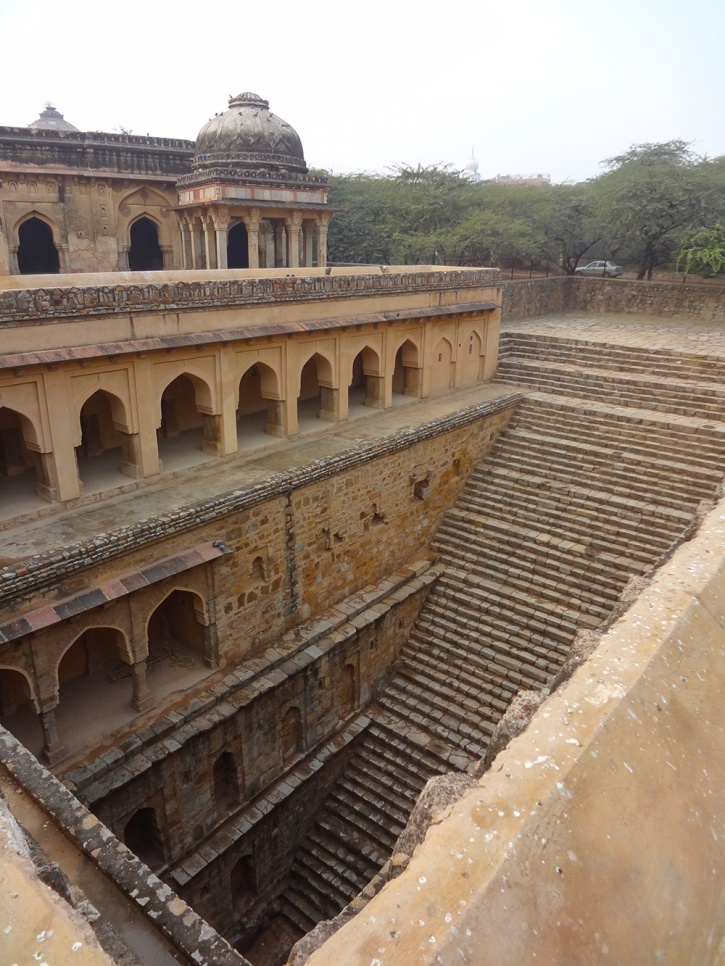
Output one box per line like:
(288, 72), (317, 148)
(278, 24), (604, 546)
(501, 275), (725, 323)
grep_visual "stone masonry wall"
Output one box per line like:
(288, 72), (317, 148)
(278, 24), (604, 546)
(500, 276), (725, 323)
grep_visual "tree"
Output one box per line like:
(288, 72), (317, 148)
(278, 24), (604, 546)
(677, 224), (725, 277)
(592, 140), (713, 279)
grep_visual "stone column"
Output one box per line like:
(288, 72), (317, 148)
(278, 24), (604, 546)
(178, 222), (189, 269)
(201, 413), (225, 456)
(40, 707), (66, 765)
(131, 660), (153, 713)
(190, 220), (203, 269)
(119, 246), (130, 272)
(319, 386), (340, 422)
(8, 246), (19, 275)
(203, 219), (216, 270)
(213, 212), (229, 270)
(365, 374), (385, 408)
(274, 222), (286, 268)
(245, 208), (261, 270)
(119, 431), (144, 479)
(58, 244), (71, 274)
(285, 216), (302, 269)
(303, 222), (314, 268)
(316, 217), (329, 267)
(32, 449), (60, 502)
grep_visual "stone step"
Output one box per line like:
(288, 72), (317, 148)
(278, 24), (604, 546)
(366, 719), (452, 777)
(278, 890), (320, 935)
(433, 521), (630, 597)
(326, 787), (403, 852)
(499, 335), (725, 383)
(433, 527), (628, 603)
(345, 758), (419, 813)
(301, 823), (379, 889)
(398, 646), (516, 716)
(294, 840), (370, 899)
(285, 865), (349, 923)
(443, 507), (660, 571)
(439, 548), (622, 614)
(467, 463), (697, 529)
(337, 769), (413, 828)
(494, 362), (725, 419)
(494, 425), (724, 491)
(413, 610), (568, 680)
(375, 688), (488, 761)
(487, 439), (712, 509)
(454, 484), (684, 554)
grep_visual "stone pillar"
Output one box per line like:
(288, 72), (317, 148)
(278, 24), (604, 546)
(179, 222), (189, 269)
(119, 246), (130, 272)
(303, 222), (314, 268)
(245, 210), (261, 270)
(285, 216), (301, 269)
(274, 222), (286, 268)
(32, 449), (60, 502)
(215, 227), (228, 270)
(203, 220), (216, 270)
(131, 660), (153, 713)
(319, 386), (340, 422)
(58, 244), (71, 274)
(365, 374), (385, 409)
(8, 246), (19, 275)
(190, 221), (203, 269)
(316, 219), (329, 268)
(119, 431), (144, 479)
(202, 623), (219, 669)
(265, 399), (286, 437)
(201, 413), (225, 456)
(40, 707), (66, 765)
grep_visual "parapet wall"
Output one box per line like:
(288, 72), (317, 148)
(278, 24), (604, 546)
(501, 276), (725, 323)
(306, 496), (725, 966)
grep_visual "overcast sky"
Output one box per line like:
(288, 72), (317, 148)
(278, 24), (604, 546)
(2, 0), (723, 184)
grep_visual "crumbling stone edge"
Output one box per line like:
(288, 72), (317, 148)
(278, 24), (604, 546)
(0, 727), (248, 966)
(0, 391), (521, 604)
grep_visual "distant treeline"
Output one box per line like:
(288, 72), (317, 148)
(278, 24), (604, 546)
(316, 141), (725, 280)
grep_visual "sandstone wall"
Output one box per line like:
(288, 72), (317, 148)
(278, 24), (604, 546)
(305, 497), (725, 966)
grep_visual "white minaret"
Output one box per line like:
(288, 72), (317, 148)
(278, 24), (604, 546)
(461, 148), (481, 182)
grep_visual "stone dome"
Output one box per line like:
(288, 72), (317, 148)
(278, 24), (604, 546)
(193, 92), (307, 175)
(28, 104), (79, 133)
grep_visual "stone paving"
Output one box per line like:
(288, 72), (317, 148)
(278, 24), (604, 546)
(273, 313), (725, 941)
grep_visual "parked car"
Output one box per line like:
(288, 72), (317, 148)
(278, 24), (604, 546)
(574, 260), (624, 277)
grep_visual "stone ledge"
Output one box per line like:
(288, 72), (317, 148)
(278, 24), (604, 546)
(0, 728), (248, 966)
(0, 268), (500, 324)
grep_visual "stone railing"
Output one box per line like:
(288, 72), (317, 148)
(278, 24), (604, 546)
(0, 268), (501, 325)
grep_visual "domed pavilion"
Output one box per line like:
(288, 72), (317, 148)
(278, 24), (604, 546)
(175, 92), (331, 270)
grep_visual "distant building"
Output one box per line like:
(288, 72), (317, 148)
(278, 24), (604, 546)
(493, 172), (551, 186)
(461, 152), (481, 183)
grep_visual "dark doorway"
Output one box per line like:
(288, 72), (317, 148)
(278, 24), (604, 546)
(128, 217), (163, 271)
(227, 222), (249, 269)
(124, 807), (164, 868)
(17, 217), (60, 274)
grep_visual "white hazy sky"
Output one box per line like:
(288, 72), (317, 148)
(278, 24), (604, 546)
(2, 0), (723, 183)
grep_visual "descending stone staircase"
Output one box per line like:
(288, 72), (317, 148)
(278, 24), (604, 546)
(273, 332), (725, 944)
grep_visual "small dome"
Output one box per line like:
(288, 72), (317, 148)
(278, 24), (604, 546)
(462, 155), (481, 182)
(193, 92), (307, 175)
(28, 104), (79, 132)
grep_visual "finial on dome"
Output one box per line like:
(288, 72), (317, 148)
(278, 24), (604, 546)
(28, 103), (80, 132)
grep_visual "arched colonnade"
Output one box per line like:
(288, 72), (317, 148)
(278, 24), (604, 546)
(0, 579), (218, 764)
(0, 316), (493, 507)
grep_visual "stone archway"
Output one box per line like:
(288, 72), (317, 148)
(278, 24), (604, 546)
(76, 390), (129, 493)
(348, 347), (383, 413)
(0, 406), (46, 510)
(0, 668), (43, 751)
(297, 353), (337, 429)
(392, 339), (421, 399)
(236, 363), (282, 445)
(17, 216), (60, 274)
(213, 751), (241, 813)
(157, 374), (216, 471)
(128, 216), (163, 271)
(227, 222), (249, 269)
(124, 807), (165, 869)
(429, 337), (454, 395)
(147, 589), (210, 666)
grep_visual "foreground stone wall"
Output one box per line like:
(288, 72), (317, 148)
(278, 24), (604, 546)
(501, 275), (725, 323)
(305, 497), (725, 965)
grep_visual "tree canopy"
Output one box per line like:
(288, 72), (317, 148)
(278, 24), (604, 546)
(322, 143), (725, 279)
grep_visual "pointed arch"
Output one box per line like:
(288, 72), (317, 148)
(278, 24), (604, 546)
(128, 215), (164, 272)
(156, 369), (214, 421)
(146, 587), (209, 665)
(0, 666), (39, 715)
(429, 335), (454, 395)
(15, 214), (61, 275)
(392, 337), (422, 398)
(458, 328), (484, 385)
